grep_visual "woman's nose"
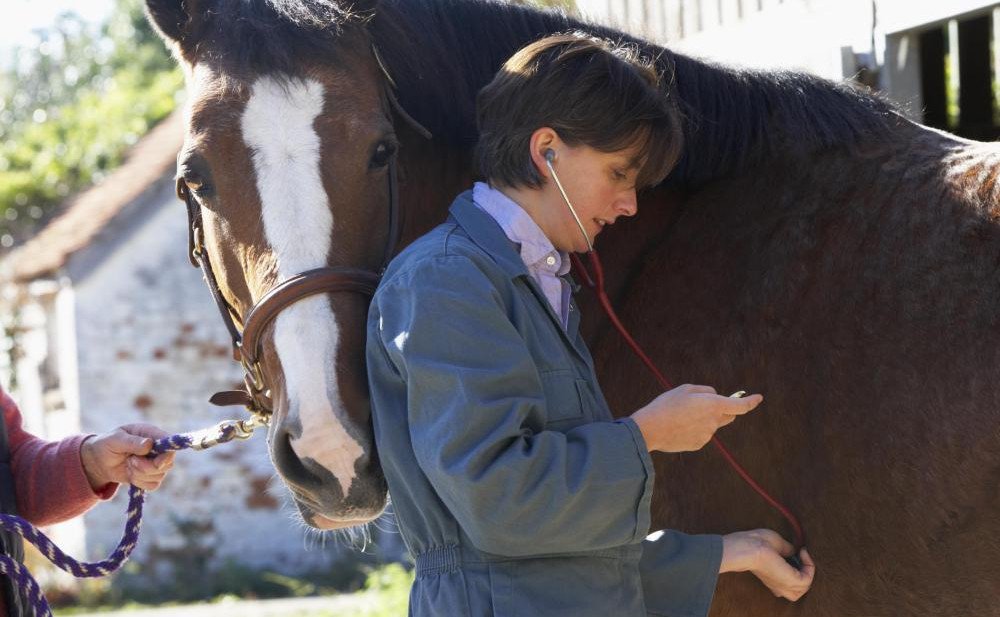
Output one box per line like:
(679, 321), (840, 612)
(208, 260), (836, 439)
(616, 189), (638, 217)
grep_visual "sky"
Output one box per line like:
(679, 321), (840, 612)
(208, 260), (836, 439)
(2, 0), (114, 64)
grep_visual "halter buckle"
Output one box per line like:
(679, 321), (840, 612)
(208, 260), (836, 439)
(191, 222), (204, 261)
(240, 355), (266, 393)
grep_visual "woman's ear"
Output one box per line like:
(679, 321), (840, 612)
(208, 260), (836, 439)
(529, 127), (560, 179)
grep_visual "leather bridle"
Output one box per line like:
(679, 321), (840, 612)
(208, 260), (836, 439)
(176, 155), (399, 420)
(177, 47), (429, 422)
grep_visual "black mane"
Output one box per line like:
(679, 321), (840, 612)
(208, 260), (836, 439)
(370, 0), (899, 187)
(194, 0), (369, 81)
(196, 0), (900, 188)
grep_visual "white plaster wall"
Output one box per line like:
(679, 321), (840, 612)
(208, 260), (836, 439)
(68, 180), (342, 583)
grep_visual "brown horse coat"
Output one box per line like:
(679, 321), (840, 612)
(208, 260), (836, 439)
(146, 0), (1000, 613)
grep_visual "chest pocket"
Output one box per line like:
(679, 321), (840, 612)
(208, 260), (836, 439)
(538, 369), (586, 428)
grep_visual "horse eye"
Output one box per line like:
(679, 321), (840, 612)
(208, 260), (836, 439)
(184, 172), (205, 191)
(369, 140), (397, 169)
(181, 169), (213, 196)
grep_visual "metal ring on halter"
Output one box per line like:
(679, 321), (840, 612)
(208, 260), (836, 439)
(240, 355), (266, 393)
(191, 226), (204, 260)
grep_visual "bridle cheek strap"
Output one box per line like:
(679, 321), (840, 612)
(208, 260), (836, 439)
(177, 155), (402, 420)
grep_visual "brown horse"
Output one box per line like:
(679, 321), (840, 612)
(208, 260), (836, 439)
(145, 0), (1000, 614)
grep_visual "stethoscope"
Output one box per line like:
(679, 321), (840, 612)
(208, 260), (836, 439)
(542, 146), (807, 557)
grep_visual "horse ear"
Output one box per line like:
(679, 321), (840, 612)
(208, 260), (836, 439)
(144, 0), (205, 46)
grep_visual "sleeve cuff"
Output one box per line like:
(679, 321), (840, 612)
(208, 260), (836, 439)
(615, 417), (657, 543)
(642, 532), (724, 617)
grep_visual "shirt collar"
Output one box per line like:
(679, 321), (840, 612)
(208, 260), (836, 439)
(472, 182), (570, 276)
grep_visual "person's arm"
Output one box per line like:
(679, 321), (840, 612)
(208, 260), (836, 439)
(372, 255), (656, 557)
(1, 389), (108, 526)
(1, 389), (175, 527)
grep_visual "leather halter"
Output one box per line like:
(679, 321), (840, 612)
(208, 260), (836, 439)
(177, 155), (399, 418)
(177, 45), (430, 421)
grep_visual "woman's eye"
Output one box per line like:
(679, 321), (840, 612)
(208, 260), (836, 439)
(612, 169), (627, 181)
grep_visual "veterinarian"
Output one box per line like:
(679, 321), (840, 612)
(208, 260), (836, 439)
(366, 32), (815, 616)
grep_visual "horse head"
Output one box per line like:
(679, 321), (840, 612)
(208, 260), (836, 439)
(145, 0), (396, 529)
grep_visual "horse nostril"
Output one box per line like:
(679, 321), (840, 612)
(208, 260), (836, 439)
(272, 428), (317, 491)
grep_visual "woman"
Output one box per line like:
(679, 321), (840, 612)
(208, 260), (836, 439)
(366, 33), (815, 616)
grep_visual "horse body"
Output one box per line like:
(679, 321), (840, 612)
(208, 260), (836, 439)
(145, 0), (999, 612)
(593, 124), (1000, 615)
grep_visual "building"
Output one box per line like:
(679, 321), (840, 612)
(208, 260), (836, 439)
(575, 0), (1000, 140)
(0, 112), (380, 593)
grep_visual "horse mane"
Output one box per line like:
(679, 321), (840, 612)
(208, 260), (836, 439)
(191, 0), (900, 188)
(191, 0), (370, 83)
(370, 0), (900, 188)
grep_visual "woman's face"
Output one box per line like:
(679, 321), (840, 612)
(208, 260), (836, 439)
(540, 143), (640, 253)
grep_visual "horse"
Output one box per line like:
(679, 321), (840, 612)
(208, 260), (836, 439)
(144, 0), (1000, 614)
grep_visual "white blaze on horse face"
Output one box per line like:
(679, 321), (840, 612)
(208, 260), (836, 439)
(241, 76), (365, 498)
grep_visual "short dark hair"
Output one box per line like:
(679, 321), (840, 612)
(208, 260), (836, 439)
(475, 32), (683, 190)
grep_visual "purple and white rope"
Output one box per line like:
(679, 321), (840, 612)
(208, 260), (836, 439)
(0, 425), (246, 616)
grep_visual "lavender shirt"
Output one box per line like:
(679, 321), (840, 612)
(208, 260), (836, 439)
(472, 182), (572, 328)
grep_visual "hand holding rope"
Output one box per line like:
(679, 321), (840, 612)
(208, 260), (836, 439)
(0, 415), (266, 617)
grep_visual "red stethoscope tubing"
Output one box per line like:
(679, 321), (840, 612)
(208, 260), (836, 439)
(570, 250), (806, 551)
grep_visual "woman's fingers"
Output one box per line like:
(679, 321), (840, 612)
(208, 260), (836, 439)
(755, 544), (816, 601)
(126, 455), (173, 491)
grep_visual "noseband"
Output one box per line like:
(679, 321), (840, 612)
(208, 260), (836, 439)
(176, 156), (400, 419)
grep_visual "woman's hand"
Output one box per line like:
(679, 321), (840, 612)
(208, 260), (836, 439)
(81, 424), (176, 492)
(720, 529), (815, 601)
(629, 384), (763, 452)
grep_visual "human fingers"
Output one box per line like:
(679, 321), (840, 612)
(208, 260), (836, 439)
(128, 456), (162, 476)
(756, 547), (815, 601)
(798, 548), (816, 577)
(105, 429), (154, 456)
(717, 393), (763, 416)
(127, 459), (170, 490)
(120, 423), (171, 441)
(754, 529), (795, 557)
(784, 550), (816, 601)
(680, 384), (717, 395)
(149, 451), (176, 470)
(129, 474), (167, 491)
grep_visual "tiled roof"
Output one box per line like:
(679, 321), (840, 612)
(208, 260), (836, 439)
(3, 111), (185, 283)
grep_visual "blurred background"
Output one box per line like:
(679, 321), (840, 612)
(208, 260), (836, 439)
(0, 0), (996, 615)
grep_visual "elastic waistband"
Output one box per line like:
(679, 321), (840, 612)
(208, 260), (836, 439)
(414, 545), (461, 578)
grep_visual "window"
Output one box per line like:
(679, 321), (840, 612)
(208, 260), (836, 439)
(919, 12), (999, 141)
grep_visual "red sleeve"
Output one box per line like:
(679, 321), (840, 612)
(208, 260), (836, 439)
(1, 387), (118, 527)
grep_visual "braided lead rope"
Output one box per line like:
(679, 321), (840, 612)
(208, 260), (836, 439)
(0, 418), (263, 617)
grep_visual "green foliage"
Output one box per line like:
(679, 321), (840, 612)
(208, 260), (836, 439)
(353, 563), (414, 617)
(50, 562), (412, 616)
(0, 0), (182, 248)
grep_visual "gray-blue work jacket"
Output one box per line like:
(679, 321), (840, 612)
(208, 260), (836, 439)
(366, 191), (723, 617)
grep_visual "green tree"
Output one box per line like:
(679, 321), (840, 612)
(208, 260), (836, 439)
(0, 0), (182, 249)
